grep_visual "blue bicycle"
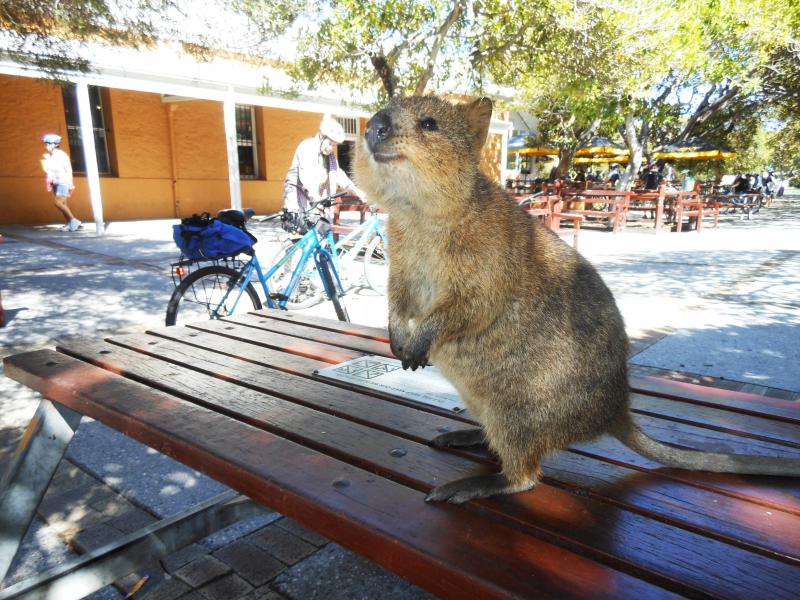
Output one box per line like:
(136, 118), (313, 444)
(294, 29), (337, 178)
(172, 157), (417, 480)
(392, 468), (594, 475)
(270, 203), (388, 306)
(165, 196), (350, 326)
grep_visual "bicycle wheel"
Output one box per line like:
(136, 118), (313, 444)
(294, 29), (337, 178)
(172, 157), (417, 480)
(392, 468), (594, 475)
(363, 235), (389, 295)
(317, 253), (350, 322)
(165, 265), (261, 326)
(266, 239), (325, 309)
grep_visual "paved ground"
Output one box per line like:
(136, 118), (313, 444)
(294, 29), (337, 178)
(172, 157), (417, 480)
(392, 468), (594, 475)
(1, 193), (799, 599)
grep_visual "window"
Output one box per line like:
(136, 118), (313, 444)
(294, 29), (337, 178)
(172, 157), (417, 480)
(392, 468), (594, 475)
(235, 105), (259, 179)
(61, 84), (113, 175)
(335, 116), (358, 140)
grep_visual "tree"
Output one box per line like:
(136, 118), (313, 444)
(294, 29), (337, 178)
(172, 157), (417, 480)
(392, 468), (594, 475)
(286, 0), (468, 102)
(0, 0), (298, 77)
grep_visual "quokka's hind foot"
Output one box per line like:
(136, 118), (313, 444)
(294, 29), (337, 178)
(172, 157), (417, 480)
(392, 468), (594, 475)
(425, 473), (535, 504)
(430, 427), (485, 449)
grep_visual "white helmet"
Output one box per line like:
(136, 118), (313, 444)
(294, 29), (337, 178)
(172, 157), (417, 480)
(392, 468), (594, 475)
(319, 117), (345, 144)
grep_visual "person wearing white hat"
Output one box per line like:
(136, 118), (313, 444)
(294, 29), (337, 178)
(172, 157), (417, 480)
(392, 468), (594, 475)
(282, 116), (366, 213)
(40, 133), (81, 231)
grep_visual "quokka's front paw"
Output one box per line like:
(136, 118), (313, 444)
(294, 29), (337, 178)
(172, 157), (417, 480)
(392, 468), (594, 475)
(388, 323), (407, 359)
(400, 331), (433, 371)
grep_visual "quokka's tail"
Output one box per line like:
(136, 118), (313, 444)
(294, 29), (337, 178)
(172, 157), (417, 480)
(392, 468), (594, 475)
(611, 413), (800, 476)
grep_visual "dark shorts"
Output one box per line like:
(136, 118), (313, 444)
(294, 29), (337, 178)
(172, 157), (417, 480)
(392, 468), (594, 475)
(52, 183), (71, 197)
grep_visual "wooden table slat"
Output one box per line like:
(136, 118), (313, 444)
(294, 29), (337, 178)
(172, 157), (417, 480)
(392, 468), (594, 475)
(631, 392), (800, 449)
(92, 333), (800, 552)
(149, 323), (800, 511)
(631, 375), (800, 425)
(253, 308), (391, 342)
(184, 320), (363, 363)
(224, 313), (393, 357)
(48, 340), (800, 596)
(3, 349), (686, 600)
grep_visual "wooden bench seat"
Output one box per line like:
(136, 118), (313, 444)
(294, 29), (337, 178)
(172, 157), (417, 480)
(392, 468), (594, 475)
(627, 187), (669, 232)
(710, 193), (765, 220)
(517, 194), (583, 248)
(670, 189), (720, 232)
(332, 196), (376, 225)
(3, 311), (799, 599)
(559, 189), (631, 233)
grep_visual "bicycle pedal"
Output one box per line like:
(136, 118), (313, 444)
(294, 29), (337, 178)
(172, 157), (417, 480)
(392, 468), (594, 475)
(269, 293), (289, 302)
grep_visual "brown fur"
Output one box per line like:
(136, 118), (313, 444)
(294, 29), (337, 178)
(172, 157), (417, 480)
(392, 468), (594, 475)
(354, 95), (800, 504)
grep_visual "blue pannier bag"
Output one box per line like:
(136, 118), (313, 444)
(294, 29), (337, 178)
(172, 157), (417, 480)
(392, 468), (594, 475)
(173, 213), (256, 260)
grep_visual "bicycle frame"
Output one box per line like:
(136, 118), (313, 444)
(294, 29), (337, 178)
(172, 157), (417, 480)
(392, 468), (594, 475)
(213, 223), (346, 316)
(327, 210), (386, 279)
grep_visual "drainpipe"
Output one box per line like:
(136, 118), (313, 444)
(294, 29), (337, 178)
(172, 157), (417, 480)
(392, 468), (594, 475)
(75, 81), (105, 234)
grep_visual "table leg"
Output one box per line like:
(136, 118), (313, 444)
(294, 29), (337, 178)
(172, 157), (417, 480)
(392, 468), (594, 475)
(0, 400), (81, 581)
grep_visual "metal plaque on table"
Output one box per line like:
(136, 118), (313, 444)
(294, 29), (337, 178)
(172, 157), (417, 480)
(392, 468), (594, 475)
(315, 355), (465, 412)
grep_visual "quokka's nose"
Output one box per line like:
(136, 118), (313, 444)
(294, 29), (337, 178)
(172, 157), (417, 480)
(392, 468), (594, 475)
(365, 110), (393, 152)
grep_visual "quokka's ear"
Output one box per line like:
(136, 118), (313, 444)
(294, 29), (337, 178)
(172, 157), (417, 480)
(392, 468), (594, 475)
(466, 97), (493, 151)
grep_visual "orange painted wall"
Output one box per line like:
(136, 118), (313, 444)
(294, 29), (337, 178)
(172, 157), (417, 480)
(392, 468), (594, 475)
(0, 73), (504, 225)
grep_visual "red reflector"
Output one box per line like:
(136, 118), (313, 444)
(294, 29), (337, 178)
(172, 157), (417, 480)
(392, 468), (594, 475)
(176, 266), (186, 277)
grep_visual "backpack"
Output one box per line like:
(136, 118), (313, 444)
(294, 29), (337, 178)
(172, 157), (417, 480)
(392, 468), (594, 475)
(173, 212), (257, 260)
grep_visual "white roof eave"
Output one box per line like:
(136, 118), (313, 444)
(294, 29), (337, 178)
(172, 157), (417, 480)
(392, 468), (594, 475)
(0, 38), (374, 117)
(0, 35), (512, 128)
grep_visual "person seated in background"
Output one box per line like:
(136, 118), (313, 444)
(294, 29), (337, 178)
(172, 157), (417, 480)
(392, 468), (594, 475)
(644, 163), (662, 190)
(606, 163), (622, 188)
(680, 169), (695, 192)
(732, 172), (750, 194)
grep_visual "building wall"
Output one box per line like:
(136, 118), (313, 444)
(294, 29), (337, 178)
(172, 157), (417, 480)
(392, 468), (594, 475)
(0, 75), (321, 225)
(0, 73), (505, 225)
(481, 132), (503, 182)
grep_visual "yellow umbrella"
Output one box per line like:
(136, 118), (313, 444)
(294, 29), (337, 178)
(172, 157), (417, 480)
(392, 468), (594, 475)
(573, 156), (629, 165)
(508, 133), (559, 156)
(575, 136), (629, 158)
(653, 138), (736, 161)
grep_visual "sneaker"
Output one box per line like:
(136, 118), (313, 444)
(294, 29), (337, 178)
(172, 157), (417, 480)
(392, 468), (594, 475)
(68, 219), (82, 232)
(61, 223), (71, 231)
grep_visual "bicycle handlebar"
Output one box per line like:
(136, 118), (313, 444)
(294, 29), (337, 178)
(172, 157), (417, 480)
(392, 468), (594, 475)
(261, 192), (352, 223)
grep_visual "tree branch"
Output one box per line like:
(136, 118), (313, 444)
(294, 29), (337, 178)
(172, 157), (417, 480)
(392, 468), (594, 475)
(370, 52), (397, 98)
(677, 83), (740, 141)
(415, 0), (464, 95)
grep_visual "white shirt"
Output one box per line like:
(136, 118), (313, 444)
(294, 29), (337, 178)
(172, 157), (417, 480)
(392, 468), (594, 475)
(42, 148), (73, 185)
(282, 135), (356, 211)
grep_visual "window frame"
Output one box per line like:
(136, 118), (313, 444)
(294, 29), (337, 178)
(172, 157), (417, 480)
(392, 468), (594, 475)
(235, 104), (259, 180)
(61, 84), (114, 176)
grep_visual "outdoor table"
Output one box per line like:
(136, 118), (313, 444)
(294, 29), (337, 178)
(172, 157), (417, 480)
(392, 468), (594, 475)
(2, 310), (799, 599)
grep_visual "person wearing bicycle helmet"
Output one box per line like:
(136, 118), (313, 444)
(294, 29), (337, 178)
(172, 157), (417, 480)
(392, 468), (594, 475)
(41, 133), (81, 232)
(282, 116), (366, 214)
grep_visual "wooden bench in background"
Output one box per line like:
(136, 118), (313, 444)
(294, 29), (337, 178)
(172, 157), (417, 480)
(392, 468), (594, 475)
(517, 193), (583, 248)
(3, 311), (799, 599)
(559, 188), (632, 233)
(332, 195), (377, 225)
(711, 193), (765, 220)
(627, 187), (669, 233)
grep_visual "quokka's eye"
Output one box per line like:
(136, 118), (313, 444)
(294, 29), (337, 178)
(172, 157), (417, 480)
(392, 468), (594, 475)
(419, 117), (438, 131)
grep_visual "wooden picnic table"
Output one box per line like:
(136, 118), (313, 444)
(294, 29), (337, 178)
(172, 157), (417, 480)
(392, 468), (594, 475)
(3, 310), (800, 599)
